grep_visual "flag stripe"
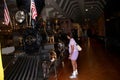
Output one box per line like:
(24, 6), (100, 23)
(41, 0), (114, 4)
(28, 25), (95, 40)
(4, 2), (10, 25)
(31, 0), (37, 20)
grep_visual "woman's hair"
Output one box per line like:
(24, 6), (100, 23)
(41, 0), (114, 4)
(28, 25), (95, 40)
(67, 32), (73, 38)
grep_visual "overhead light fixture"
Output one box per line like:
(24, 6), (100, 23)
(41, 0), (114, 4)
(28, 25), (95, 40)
(106, 19), (110, 21)
(85, 9), (88, 11)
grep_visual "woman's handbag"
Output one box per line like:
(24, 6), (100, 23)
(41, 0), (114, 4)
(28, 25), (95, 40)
(76, 44), (82, 51)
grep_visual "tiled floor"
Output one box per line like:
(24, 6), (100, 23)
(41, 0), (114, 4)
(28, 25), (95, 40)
(49, 38), (120, 80)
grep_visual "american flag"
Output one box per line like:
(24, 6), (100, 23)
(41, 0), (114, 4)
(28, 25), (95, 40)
(4, 1), (10, 25)
(31, 0), (37, 20)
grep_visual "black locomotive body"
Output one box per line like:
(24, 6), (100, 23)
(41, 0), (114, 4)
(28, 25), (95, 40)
(13, 0), (67, 57)
(13, 0), (45, 54)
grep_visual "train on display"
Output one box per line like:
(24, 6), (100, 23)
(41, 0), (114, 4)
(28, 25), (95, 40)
(14, 0), (45, 54)
(13, 0), (66, 54)
(2, 0), (66, 79)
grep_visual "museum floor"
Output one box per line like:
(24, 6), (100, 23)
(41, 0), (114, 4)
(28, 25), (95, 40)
(2, 38), (120, 80)
(49, 38), (120, 80)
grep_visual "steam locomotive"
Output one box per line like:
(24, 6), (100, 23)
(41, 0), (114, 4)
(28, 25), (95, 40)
(13, 0), (46, 54)
(14, 0), (66, 54)
(2, 1), (67, 79)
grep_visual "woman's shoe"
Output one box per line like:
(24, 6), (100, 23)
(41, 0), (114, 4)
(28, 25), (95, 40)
(69, 74), (76, 79)
(69, 71), (77, 79)
(72, 70), (78, 75)
(75, 70), (78, 75)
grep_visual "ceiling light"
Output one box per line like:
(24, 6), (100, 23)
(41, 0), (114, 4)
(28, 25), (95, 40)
(85, 9), (88, 11)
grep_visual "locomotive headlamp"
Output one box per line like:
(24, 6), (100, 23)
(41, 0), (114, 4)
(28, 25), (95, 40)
(15, 10), (25, 23)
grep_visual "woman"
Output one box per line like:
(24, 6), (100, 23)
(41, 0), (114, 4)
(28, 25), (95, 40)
(67, 33), (79, 79)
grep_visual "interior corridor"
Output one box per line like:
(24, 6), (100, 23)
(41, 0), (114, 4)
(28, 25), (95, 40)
(49, 38), (120, 80)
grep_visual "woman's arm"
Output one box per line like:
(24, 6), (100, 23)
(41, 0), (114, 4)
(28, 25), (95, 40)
(69, 45), (74, 59)
(69, 45), (74, 57)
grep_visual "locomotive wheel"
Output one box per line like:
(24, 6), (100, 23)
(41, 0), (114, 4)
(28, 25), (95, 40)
(23, 28), (41, 54)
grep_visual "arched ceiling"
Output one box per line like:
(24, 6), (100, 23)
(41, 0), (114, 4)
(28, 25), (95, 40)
(0, 0), (119, 25)
(44, 0), (106, 23)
